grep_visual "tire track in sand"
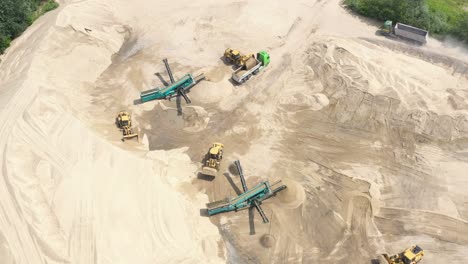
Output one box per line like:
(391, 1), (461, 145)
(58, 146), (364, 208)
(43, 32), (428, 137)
(0, 81), (47, 263)
(0, 3), (72, 262)
(69, 194), (96, 264)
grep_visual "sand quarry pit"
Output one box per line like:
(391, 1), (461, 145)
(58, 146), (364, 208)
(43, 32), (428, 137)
(0, 0), (468, 263)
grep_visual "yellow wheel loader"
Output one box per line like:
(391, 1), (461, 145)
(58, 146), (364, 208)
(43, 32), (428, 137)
(202, 143), (224, 177)
(116, 111), (139, 142)
(224, 48), (240, 64)
(224, 48), (254, 67)
(382, 245), (424, 264)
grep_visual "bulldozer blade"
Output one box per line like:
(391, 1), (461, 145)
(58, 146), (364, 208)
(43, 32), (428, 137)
(202, 166), (218, 177)
(122, 133), (139, 142)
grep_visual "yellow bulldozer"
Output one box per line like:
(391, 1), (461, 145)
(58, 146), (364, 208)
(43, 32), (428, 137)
(224, 48), (254, 67)
(381, 245), (424, 264)
(116, 111), (139, 142)
(201, 143), (224, 177)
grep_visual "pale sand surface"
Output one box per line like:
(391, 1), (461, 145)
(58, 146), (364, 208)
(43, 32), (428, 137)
(0, 0), (467, 263)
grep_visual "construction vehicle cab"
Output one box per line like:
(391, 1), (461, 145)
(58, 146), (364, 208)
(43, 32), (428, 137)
(257, 51), (270, 67)
(224, 48), (241, 64)
(202, 143), (224, 177)
(119, 115), (130, 126)
(209, 144), (223, 160)
(383, 20), (393, 34)
(402, 245), (423, 264)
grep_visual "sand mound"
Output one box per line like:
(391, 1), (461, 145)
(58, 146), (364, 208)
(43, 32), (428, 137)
(259, 234), (275, 248)
(204, 67), (226, 82)
(274, 179), (306, 209)
(0, 1), (223, 263)
(153, 103), (210, 133)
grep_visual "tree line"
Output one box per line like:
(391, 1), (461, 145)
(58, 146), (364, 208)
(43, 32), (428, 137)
(0, 0), (58, 54)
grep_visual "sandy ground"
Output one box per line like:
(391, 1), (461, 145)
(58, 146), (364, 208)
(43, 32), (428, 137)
(0, 0), (467, 263)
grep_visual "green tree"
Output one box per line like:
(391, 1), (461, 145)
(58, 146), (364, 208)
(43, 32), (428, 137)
(0, 0), (58, 54)
(453, 12), (468, 42)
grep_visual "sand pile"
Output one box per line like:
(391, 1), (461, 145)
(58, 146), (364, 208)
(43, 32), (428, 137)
(0, 1), (223, 263)
(223, 35), (468, 263)
(1, 0), (468, 263)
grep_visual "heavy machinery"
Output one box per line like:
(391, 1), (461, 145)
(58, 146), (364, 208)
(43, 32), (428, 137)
(116, 111), (139, 141)
(382, 245), (424, 264)
(231, 51), (270, 84)
(380, 20), (428, 44)
(224, 48), (241, 64)
(140, 58), (205, 104)
(201, 143), (224, 177)
(206, 160), (287, 223)
(224, 48), (254, 67)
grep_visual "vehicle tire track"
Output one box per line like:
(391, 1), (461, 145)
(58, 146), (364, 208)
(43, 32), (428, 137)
(376, 207), (468, 244)
(69, 195), (96, 264)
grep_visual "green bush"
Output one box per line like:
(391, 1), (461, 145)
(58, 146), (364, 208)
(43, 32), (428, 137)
(43, 0), (59, 12)
(453, 12), (468, 42)
(0, 0), (59, 55)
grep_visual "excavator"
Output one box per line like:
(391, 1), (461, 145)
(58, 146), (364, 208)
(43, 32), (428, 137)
(116, 111), (139, 141)
(224, 48), (254, 67)
(201, 143), (224, 177)
(381, 245), (424, 264)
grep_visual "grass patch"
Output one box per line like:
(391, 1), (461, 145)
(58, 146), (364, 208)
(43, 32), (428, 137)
(427, 0), (466, 24)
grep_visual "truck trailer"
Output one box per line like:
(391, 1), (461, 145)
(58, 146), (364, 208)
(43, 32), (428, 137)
(394, 22), (428, 44)
(382, 21), (428, 44)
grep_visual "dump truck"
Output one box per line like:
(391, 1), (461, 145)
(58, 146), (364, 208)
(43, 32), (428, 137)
(381, 20), (428, 44)
(201, 143), (224, 177)
(232, 51), (270, 84)
(381, 245), (424, 264)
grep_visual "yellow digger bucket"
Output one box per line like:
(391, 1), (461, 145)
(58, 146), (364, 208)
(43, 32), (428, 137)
(381, 254), (393, 264)
(202, 166), (218, 177)
(122, 133), (139, 142)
